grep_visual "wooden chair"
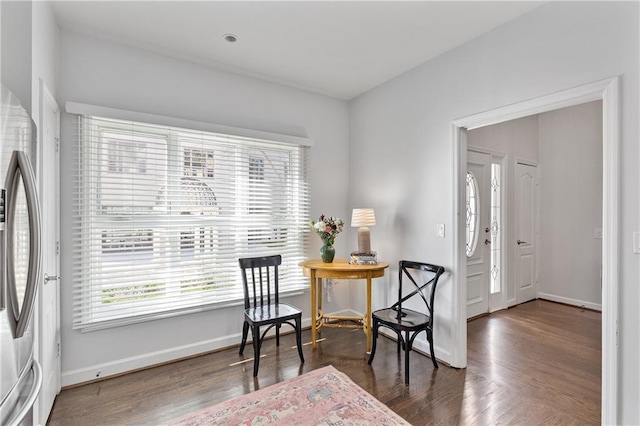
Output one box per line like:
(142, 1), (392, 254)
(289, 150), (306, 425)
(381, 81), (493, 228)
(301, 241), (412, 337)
(238, 255), (304, 376)
(368, 260), (445, 384)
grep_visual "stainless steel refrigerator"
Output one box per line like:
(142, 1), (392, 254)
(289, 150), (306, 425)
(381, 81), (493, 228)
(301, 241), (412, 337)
(0, 84), (43, 425)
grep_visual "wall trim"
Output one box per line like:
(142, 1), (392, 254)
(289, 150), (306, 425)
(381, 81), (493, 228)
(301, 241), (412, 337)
(65, 101), (314, 147)
(62, 330), (246, 387)
(61, 310), (349, 387)
(63, 315), (314, 387)
(537, 293), (602, 312)
(451, 76), (619, 425)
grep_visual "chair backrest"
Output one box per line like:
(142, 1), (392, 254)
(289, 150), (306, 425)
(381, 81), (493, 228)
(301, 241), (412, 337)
(238, 255), (282, 309)
(392, 260), (445, 325)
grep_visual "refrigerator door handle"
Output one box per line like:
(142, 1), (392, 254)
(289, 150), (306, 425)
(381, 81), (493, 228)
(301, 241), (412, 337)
(5, 150), (41, 339)
(5, 358), (42, 426)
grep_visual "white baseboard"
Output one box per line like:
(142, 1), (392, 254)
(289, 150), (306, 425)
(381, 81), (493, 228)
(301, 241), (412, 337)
(537, 292), (602, 311)
(62, 332), (245, 387)
(62, 312), (363, 387)
(61, 308), (454, 387)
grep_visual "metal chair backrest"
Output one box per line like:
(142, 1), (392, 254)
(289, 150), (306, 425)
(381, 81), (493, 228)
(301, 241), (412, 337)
(238, 255), (282, 309)
(391, 260), (445, 326)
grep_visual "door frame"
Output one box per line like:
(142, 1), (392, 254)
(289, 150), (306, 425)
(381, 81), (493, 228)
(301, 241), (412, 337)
(451, 76), (619, 425)
(35, 79), (61, 424)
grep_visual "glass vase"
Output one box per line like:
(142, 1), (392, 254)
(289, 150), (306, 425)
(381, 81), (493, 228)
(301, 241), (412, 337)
(320, 238), (335, 263)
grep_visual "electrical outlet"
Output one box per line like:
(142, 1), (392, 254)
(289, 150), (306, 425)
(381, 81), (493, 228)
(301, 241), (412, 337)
(594, 228), (602, 239)
(633, 232), (640, 254)
(437, 224), (445, 238)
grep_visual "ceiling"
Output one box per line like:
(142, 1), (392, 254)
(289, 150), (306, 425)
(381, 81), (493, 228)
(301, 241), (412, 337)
(51, 1), (544, 100)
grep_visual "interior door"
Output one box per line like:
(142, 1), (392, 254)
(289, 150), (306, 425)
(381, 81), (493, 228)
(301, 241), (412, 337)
(36, 82), (61, 423)
(466, 151), (491, 319)
(515, 162), (538, 304)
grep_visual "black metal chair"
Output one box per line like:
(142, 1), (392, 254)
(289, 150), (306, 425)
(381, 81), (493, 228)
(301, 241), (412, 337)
(238, 255), (304, 376)
(368, 260), (445, 384)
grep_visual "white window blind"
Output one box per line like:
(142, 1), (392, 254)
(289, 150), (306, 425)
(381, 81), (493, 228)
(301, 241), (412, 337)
(73, 115), (311, 331)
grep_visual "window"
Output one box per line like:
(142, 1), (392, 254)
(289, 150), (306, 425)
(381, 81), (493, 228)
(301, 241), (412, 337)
(106, 135), (147, 174)
(74, 116), (311, 330)
(183, 147), (214, 178)
(465, 171), (479, 257)
(490, 163), (501, 294)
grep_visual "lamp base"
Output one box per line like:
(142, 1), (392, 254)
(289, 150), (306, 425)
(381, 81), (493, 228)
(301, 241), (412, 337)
(357, 227), (371, 254)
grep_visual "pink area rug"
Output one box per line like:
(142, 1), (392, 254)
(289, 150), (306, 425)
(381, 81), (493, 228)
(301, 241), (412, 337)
(169, 365), (409, 425)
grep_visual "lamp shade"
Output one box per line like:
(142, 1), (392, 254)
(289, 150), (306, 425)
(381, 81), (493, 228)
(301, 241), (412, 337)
(351, 208), (376, 227)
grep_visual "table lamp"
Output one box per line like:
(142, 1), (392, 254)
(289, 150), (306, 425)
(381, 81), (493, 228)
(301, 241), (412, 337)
(351, 208), (376, 254)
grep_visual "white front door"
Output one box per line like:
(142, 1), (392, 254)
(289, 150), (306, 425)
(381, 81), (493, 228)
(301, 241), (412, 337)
(36, 82), (61, 423)
(515, 162), (538, 304)
(466, 151), (491, 319)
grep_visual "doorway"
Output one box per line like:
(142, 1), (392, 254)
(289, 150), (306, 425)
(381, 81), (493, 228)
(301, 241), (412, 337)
(466, 103), (603, 311)
(452, 77), (619, 425)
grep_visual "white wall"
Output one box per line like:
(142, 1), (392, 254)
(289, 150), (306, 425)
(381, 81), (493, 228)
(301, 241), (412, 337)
(349, 2), (638, 423)
(57, 30), (352, 385)
(538, 101), (603, 309)
(467, 114), (539, 305)
(1, 0), (32, 112)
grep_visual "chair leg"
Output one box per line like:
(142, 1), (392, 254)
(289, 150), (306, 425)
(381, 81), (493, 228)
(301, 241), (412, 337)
(428, 330), (438, 369)
(404, 330), (411, 384)
(251, 325), (261, 377)
(368, 318), (379, 365)
(276, 324), (281, 346)
(239, 321), (249, 355)
(295, 316), (305, 363)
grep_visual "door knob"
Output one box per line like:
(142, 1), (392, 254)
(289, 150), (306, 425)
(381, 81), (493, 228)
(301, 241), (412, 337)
(44, 273), (60, 284)
(516, 240), (528, 245)
(484, 239), (491, 245)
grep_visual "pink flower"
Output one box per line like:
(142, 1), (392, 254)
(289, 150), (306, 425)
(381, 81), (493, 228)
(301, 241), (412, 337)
(309, 214), (345, 245)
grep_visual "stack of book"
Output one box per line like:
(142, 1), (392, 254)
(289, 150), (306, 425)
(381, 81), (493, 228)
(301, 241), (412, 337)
(349, 251), (378, 265)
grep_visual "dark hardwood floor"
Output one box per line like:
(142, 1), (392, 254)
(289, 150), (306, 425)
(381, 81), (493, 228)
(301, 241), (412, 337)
(47, 300), (601, 425)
